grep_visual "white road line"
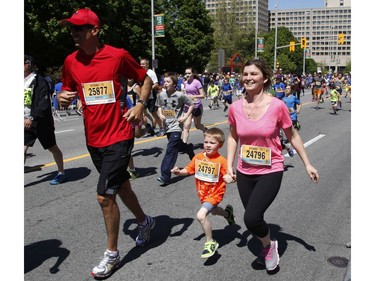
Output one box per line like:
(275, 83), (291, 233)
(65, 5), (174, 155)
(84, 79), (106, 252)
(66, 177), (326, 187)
(284, 134), (325, 157)
(55, 129), (75, 134)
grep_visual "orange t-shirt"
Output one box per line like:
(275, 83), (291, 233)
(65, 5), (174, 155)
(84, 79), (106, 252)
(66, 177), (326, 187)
(185, 152), (227, 206)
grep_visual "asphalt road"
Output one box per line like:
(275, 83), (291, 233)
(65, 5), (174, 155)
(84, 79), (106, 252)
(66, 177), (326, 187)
(24, 89), (351, 281)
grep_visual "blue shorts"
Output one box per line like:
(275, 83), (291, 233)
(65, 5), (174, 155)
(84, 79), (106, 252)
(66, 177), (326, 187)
(202, 202), (215, 213)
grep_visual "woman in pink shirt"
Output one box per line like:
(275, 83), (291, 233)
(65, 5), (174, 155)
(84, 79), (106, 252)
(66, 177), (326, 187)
(182, 67), (207, 143)
(225, 58), (319, 272)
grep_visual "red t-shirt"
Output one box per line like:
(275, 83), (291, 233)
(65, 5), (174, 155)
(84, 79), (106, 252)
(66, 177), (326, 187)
(62, 44), (147, 147)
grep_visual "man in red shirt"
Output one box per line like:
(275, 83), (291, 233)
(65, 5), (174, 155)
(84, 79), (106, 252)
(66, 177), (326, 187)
(57, 8), (155, 278)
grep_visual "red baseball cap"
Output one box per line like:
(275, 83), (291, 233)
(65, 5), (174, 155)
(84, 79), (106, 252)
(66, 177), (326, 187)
(61, 8), (100, 27)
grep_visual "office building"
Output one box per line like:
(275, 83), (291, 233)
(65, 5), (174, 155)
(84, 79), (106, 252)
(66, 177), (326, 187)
(205, 0), (351, 73)
(204, 0), (270, 33)
(269, 0), (351, 72)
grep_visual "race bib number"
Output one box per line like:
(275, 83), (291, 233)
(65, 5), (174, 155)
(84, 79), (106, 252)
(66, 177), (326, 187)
(24, 88), (32, 106)
(240, 145), (271, 166)
(223, 91), (231, 96)
(82, 81), (115, 105)
(195, 159), (220, 182)
(162, 109), (176, 119)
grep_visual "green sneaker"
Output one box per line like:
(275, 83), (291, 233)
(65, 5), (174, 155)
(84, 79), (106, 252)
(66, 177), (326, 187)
(201, 240), (219, 259)
(224, 205), (235, 225)
(295, 121), (301, 131)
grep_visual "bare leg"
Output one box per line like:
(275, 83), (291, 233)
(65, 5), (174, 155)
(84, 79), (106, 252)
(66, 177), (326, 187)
(182, 114), (193, 143)
(193, 115), (206, 133)
(117, 180), (146, 223)
(196, 207), (213, 242)
(96, 194), (120, 251)
(128, 156), (135, 171)
(48, 144), (64, 173)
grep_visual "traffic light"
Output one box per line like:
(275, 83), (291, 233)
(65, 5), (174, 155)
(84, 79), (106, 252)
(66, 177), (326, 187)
(290, 42), (295, 52)
(338, 33), (345, 44)
(276, 60), (280, 69)
(300, 38), (307, 48)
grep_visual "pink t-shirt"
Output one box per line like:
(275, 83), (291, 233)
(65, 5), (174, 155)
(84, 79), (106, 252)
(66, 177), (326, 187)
(228, 97), (292, 175)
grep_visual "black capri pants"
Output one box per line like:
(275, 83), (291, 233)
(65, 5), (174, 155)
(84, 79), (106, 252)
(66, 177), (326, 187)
(236, 170), (283, 238)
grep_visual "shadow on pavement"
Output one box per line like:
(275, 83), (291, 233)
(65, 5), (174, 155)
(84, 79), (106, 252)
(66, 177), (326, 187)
(118, 215), (194, 267)
(24, 239), (70, 274)
(24, 167), (91, 188)
(132, 147), (164, 158)
(242, 223), (316, 272)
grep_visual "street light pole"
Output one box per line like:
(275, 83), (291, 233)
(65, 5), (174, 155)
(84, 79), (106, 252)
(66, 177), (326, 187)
(273, 0), (279, 72)
(303, 11), (306, 75)
(151, 0), (155, 72)
(254, 0), (258, 58)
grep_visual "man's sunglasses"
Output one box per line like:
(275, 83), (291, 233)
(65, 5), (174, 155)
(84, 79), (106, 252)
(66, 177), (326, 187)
(69, 24), (94, 32)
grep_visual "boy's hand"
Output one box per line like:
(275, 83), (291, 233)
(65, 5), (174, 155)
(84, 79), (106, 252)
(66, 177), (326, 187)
(171, 166), (180, 175)
(223, 174), (236, 183)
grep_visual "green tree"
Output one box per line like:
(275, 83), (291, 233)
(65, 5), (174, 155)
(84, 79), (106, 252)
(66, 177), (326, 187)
(155, 0), (214, 73)
(257, 27), (316, 74)
(24, 0), (213, 76)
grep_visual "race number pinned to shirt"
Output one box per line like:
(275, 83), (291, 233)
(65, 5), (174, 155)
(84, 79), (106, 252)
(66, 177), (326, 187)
(195, 159), (220, 182)
(240, 145), (271, 166)
(162, 109), (176, 119)
(82, 80), (115, 105)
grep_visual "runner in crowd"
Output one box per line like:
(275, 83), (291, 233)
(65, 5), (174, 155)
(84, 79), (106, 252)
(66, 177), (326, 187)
(171, 127), (235, 259)
(140, 58), (164, 136)
(182, 67), (207, 143)
(311, 71), (326, 109)
(57, 8), (155, 278)
(220, 77), (233, 112)
(156, 72), (195, 186)
(225, 58), (319, 272)
(24, 54), (67, 185)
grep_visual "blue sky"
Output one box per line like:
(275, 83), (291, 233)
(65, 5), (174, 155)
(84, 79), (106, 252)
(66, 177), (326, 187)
(268, 0), (325, 10)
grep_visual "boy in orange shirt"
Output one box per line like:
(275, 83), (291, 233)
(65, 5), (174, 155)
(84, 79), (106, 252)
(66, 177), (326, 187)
(171, 127), (235, 258)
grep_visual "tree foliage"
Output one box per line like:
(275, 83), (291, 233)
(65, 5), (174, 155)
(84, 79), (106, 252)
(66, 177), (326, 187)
(257, 26), (317, 74)
(208, 0), (255, 72)
(155, 0), (214, 73)
(24, 0), (214, 75)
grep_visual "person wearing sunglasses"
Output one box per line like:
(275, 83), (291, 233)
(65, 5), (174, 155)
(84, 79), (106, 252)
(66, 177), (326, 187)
(57, 8), (155, 278)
